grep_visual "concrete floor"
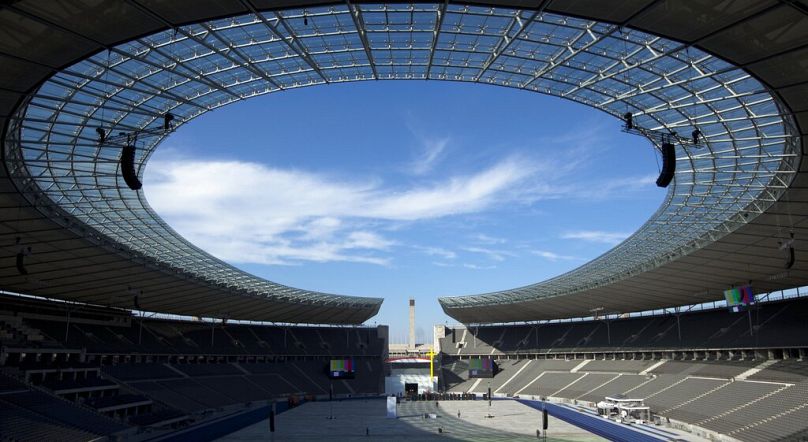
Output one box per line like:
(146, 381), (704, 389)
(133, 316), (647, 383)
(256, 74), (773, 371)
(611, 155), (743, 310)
(216, 398), (606, 441)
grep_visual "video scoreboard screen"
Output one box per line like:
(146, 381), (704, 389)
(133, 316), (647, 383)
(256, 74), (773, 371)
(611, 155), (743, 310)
(724, 285), (755, 312)
(468, 357), (495, 378)
(328, 358), (355, 379)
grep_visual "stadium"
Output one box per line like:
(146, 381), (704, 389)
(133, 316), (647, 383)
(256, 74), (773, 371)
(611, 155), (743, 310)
(0, 0), (807, 441)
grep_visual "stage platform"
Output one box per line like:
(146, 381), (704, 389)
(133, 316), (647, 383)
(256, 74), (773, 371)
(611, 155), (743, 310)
(216, 398), (605, 441)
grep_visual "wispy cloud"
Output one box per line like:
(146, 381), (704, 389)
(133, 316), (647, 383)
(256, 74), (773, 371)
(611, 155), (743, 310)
(208, 237), (393, 266)
(461, 246), (517, 262)
(145, 154), (541, 266)
(578, 174), (658, 200)
(531, 250), (580, 262)
(561, 230), (631, 245)
(416, 246), (457, 260)
(462, 263), (497, 270)
(473, 233), (506, 245)
(409, 137), (449, 175)
(432, 261), (454, 267)
(365, 155), (541, 220)
(344, 231), (397, 250)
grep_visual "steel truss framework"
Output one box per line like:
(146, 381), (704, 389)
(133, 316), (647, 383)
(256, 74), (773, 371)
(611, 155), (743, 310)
(2, 2), (801, 319)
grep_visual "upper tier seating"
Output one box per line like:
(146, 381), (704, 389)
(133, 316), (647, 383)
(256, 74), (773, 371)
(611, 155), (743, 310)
(103, 362), (181, 381)
(41, 376), (117, 392)
(440, 297), (808, 355)
(23, 317), (386, 357)
(0, 292), (385, 358)
(0, 372), (28, 394)
(173, 363), (242, 377)
(85, 394), (151, 410)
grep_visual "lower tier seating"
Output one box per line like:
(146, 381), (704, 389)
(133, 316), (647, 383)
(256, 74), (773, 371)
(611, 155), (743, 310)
(441, 357), (808, 442)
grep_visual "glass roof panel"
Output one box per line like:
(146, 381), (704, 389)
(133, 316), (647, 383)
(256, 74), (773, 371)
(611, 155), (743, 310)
(4, 3), (799, 315)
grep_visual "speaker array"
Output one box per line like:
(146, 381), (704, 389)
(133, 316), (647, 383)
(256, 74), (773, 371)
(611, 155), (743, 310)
(120, 144), (142, 191)
(16, 251), (28, 275)
(656, 142), (676, 188)
(786, 246), (796, 269)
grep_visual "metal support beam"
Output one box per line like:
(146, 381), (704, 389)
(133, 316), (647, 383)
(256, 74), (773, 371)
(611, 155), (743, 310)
(345, 0), (379, 80)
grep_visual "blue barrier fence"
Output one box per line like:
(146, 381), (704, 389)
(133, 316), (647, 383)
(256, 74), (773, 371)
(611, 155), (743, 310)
(517, 399), (664, 442)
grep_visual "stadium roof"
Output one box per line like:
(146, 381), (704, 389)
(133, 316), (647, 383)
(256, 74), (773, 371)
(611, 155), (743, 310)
(0, 0), (807, 324)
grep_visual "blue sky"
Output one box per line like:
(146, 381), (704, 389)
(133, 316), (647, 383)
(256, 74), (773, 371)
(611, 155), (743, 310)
(144, 81), (663, 344)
